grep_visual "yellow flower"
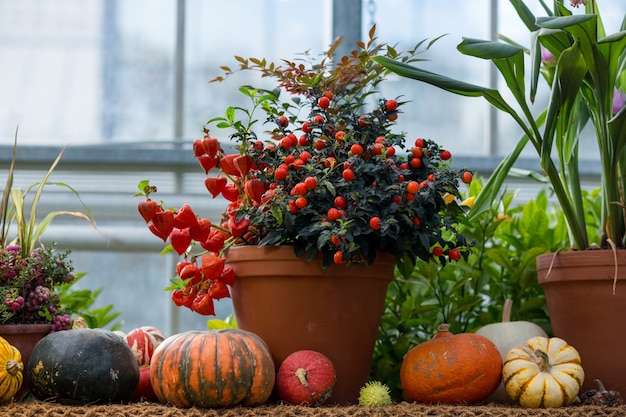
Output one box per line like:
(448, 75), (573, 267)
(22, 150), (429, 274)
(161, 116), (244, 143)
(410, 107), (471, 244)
(459, 196), (475, 208)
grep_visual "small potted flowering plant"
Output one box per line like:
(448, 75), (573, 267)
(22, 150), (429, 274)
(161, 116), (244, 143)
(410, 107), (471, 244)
(137, 28), (473, 404)
(1, 135), (88, 331)
(1, 132), (98, 399)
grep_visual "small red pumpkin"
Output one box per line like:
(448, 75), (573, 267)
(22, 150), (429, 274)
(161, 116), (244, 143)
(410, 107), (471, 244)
(140, 326), (166, 346)
(130, 366), (158, 403)
(125, 328), (158, 366)
(150, 329), (275, 408)
(400, 323), (502, 404)
(276, 350), (336, 406)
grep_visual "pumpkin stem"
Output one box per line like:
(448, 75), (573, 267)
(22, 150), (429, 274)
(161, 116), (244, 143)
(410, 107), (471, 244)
(502, 298), (513, 323)
(534, 349), (551, 372)
(437, 323), (450, 333)
(295, 368), (309, 387)
(594, 379), (607, 392)
(6, 359), (23, 376)
(73, 317), (89, 329)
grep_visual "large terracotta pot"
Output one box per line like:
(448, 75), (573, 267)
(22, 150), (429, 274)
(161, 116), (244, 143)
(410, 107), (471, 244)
(226, 245), (395, 405)
(0, 323), (51, 401)
(537, 250), (626, 394)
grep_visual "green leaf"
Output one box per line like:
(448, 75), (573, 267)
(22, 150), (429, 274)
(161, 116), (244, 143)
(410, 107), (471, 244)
(485, 248), (514, 271)
(207, 319), (235, 330)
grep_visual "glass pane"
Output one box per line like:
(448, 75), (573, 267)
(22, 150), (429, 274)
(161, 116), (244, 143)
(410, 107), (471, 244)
(183, 0), (328, 141)
(372, 0), (492, 156)
(0, 0), (177, 145)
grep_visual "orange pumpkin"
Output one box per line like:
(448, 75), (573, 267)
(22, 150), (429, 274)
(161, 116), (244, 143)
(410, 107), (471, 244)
(400, 323), (502, 404)
(150, 328), (275, 408)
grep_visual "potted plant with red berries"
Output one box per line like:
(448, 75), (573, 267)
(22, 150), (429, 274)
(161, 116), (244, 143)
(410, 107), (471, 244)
(0, 131), (98, 400)
(136, 27), (473, 405)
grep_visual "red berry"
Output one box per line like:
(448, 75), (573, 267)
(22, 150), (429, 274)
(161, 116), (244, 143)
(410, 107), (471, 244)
(342, 169), (355, 181)
(333, 251), (345, 265)
(410, 157), (423, 169)
(369, 217), (382, 230)
(385, 99), (398, 111)
(388, 113), (398, 121)
(335, 131), (346, 141)
(302, 121), (313, 134)
(350, 143), (364, 155)
(327, 208), (341, 221)
(449, 248), (461, 261)
(278, 115), (289, 127)
(295, 196), (308, 209)
(293, 182), (307, 196)
(324, 157), (337, 168)
(415, 138), (426, 148)
(298, 135), (310, 146)
(304, 176), (318, 190)
(288, 200), (298, 214)
(323, 90), (334, 100)
(314, 139), (327, 150)
(462, 171), (473, 184)
(385, 146), (396, 157)
(334, 196), (347, 208)
(440, 150), (452, 160)
(432, 246), (443, 257)
(299, 151), (312, 162)
(274, 167), (288, 181)
(406, 181), (419, 194)
(318, 96), (330, 109)
(372, 143), (385, 155)
(313, 114), (325, 125)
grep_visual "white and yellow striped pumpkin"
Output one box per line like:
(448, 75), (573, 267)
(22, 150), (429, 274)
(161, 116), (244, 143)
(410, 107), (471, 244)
(0, 336), (23, 404)
(502, 336), (584, 408)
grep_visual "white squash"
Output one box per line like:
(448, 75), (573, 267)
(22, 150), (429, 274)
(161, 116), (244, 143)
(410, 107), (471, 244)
(475, 299), (548, 403)
(503, 336), (584, 408)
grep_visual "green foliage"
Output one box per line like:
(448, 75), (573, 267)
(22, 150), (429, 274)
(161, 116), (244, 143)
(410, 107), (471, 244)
(57, 274), (123, 330)
(370, 178), (599, 401)
(207, 315), (237, 330)
(374, 1), (626, 250)
(1, 129), (98, 258)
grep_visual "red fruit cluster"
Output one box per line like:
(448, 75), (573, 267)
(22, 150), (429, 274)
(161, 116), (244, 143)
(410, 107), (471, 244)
(170, 255), (234, 316)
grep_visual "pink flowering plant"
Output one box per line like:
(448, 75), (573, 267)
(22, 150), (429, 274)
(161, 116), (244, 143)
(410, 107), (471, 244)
(136, 29), (473, 316)
(375, 0), (626, 251)
(1, 133), (96, 330)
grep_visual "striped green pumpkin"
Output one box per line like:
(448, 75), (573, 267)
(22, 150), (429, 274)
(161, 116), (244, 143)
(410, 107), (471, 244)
(150, 329), (275, 408)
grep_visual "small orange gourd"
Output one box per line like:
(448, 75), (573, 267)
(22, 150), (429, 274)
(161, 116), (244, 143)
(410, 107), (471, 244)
(400, 323), (502, 404)
(0, 336), (23, 404)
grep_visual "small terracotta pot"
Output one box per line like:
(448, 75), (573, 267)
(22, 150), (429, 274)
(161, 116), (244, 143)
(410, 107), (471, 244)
(226, 245), (395, 405)
(537, 250), (626, 394)
(0, 323), (51, 401)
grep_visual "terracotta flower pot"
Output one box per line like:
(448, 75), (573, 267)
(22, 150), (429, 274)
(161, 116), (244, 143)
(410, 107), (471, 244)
(226, 245), (395, 405)
(537, 250), (626, 394)
(0, 323), (51, 401)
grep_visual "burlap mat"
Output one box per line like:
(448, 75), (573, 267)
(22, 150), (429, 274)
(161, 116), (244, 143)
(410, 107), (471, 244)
(1, 401), (625, 417)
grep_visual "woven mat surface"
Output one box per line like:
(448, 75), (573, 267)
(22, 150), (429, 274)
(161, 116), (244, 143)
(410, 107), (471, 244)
(2, 402), (626, 417)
